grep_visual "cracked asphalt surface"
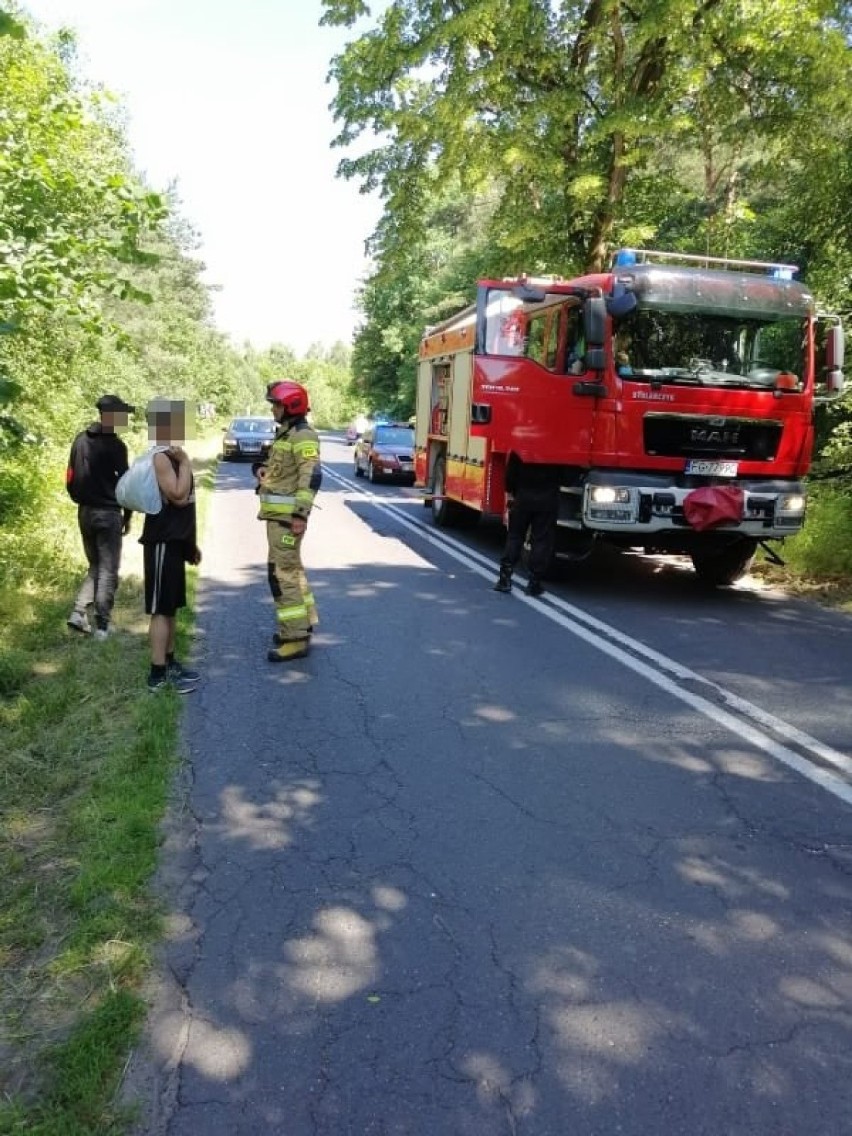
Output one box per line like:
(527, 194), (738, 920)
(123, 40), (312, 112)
(126, 436), (852, 1135)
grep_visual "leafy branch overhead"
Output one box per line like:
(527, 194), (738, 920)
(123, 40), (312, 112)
(0, 26), (167, 327)
(0, 8), (25, 39)
(324, 0), (852, 272)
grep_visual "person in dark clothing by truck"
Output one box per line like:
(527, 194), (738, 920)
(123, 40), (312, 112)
(493, 456), (562, 597)
(66, 393), (135, 639)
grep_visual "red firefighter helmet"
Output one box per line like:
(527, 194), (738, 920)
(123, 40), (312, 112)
(266, 380), (309, 417)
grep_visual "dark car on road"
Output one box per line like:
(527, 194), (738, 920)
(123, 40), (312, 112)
(221, 417), (277, 462)
(354, 423), (416, 484)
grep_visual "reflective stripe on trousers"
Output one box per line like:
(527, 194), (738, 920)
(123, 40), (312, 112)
(266, 521), (317, 640)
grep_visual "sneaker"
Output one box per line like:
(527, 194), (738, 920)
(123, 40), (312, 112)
(147, 672), (198, 694)
(524, 578), (545, 597)
(67, 610), (92, 635)
(167, 660), (200, 682)
(93, 628), (109, 642)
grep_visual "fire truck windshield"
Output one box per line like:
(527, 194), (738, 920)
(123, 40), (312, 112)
(618, 309), (807, 390)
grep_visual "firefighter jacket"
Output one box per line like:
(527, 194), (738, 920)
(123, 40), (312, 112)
(257, 416), (322, 523)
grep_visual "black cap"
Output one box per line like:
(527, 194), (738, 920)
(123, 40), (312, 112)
(96, 394), (135, 414)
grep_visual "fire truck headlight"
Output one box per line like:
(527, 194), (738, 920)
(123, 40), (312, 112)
(778, 493), (805, 514)
(590, 486), (631, 505)
(587, 485), (637, 523)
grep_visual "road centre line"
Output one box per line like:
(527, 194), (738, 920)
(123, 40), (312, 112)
(328, 470), (852, 808)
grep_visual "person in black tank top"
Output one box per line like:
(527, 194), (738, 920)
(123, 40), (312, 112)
(140, 399), (202, 693)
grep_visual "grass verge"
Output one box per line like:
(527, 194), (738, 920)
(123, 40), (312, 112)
(751, 485), (852, 612)
(752, 559), (852, 611)
(0, 440), (217, 1135)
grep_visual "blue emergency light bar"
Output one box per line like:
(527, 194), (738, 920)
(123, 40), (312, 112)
(611, 248), (799, 278)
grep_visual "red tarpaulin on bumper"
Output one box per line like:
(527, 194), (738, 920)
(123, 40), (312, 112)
(683, 486), (745, 531)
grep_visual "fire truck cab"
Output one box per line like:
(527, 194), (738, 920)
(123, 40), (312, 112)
(414, 249), (845, 585)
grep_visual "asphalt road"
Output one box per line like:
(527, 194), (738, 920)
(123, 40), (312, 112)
(126, 434), (852, 1136)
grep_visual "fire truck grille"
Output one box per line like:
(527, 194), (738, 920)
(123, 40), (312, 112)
(643, 415), (783, 461)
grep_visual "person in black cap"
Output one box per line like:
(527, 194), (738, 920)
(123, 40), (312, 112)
(66, 394), (135, 639)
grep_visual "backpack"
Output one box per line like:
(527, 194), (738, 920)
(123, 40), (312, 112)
(66, 434), (92, 503)
(115, 446), (168, 514)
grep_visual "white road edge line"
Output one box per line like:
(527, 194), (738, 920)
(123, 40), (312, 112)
(328, 467), (852, 808)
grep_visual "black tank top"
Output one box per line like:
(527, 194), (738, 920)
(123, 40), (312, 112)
(139, 454), (197, 546)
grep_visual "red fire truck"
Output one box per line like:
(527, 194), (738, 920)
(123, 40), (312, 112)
(414, 249), (845, 584)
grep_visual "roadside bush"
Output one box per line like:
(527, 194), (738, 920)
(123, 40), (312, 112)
(785, 484), (852, 577)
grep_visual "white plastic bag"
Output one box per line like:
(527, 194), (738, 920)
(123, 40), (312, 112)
(116, 446), (168, 514)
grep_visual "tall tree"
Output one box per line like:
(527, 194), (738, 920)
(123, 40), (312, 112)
(324, 0), (852, 271)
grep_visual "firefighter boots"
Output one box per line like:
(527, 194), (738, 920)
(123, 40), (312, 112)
(272, 627), (313, 646)
(493, 565), (513, 593)
(268, 638), (311, 663)
(525, 574), (545, 597)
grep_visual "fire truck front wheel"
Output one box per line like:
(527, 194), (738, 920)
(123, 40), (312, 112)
(690, 538), (757, 587)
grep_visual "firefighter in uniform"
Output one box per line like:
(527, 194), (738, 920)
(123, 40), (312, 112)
(257, 380), (322, 662)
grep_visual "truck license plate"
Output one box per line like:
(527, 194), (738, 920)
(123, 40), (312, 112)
(685, 459), (738, 477)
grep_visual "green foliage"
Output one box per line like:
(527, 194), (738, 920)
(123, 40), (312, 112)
(784, 485), (852, 578)
(0, 5), (25, 40)
(350, 173), (502, 417)
(292, 342), (355, 426)
(325, 0), (852, 271)
(0, 20), (167, 325)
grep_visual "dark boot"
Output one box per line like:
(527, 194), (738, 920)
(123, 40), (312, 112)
(525, 574), (544, 597)
(493, 564), (513, 593)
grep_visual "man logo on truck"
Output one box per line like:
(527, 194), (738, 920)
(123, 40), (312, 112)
(690, 427), (741, 446)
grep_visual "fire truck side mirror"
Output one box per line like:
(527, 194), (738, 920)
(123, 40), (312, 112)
(826, 371), (845, 394)
(824, 323), (845, 395)
(585, 348), (606, 372)
(826, 323), (845, 370)
(584, 297), (607, 346)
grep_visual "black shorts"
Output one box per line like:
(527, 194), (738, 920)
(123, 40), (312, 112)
(143, 542), (187, 617)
